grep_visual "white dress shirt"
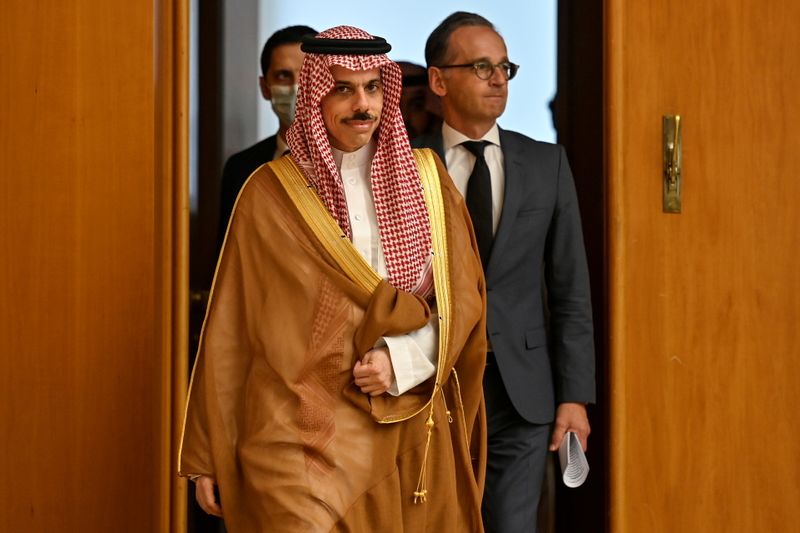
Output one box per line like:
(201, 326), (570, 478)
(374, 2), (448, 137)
(332, 141), (438, 396)
(441, 122), (505, 234)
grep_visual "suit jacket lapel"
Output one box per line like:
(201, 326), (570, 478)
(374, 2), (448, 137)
(486, 128), (525, 280)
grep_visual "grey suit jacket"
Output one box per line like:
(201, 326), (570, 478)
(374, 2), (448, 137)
(414, 128), (595, 424)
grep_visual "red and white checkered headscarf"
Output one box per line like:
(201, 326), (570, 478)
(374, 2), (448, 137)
(287, 26), (433, 297)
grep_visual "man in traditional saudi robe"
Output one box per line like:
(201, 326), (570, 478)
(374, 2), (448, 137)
(179, 25), (488, 532)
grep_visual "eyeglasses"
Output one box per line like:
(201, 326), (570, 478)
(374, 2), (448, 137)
(436, 61), (520, 81)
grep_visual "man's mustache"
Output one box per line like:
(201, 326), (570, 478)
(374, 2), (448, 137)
(345, 112), (378, 121)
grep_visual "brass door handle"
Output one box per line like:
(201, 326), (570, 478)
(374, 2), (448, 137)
(663, 115), (682, 213)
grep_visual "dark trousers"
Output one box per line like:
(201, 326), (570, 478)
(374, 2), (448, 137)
(482, 358), (551, 533)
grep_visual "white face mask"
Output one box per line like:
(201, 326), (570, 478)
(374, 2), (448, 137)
(269, 84), (298, 125)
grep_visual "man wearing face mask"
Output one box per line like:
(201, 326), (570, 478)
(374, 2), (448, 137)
(217, 25), (317, 250)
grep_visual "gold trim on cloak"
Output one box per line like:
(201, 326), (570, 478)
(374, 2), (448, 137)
(412, 148), (452, 396)
(267, 155), (383, 294)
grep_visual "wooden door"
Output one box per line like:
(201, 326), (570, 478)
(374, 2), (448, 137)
(0, 1), (188, 531)
(606, 1), (800, 531)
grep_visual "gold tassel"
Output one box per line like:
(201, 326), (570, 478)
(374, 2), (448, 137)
(413, 377), (461, 504)
(413, 402), (436, 504)
(440, 386), (453, 423)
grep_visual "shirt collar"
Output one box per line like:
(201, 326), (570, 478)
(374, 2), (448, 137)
(331, 139), (377, 171)
(442, 122), (501, 152)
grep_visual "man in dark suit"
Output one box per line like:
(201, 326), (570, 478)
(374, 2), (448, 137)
(217, 25), (317, 248)
(414, 12), (596, 532)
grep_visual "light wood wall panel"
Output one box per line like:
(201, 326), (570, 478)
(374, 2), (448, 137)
(0, 1), (187, 531)
(606, 0), (800, 531)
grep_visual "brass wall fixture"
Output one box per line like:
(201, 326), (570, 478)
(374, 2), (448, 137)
(663, 115), (682, 213)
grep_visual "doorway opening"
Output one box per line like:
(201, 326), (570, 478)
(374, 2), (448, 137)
(185, 2), (604, 531)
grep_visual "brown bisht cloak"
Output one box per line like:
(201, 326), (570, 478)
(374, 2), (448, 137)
(179, 149), (487, 532)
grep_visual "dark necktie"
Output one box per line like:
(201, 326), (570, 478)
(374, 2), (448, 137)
(462, 140), (493, 269)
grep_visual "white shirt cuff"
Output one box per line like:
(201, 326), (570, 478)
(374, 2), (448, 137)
(382, 311), (439, 395)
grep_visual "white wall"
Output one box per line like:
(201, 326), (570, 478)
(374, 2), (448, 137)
(223, 0), (261, 161)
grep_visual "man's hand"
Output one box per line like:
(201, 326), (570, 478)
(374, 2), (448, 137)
(353, 347), (395, 396)
(195, 476), (223, 517)
(549, 402), (591, 452)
